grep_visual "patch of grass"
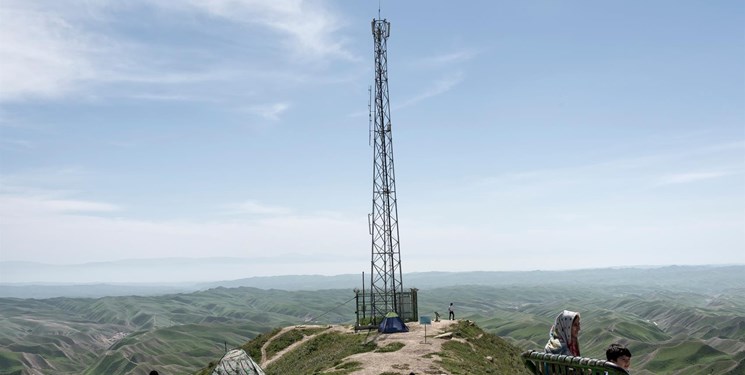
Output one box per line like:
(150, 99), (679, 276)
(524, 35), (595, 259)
(375, 342), (405, 353)
(323, 360), (364, 375)
(265, 329), (304, 360)
(82, 351), (138, 375)
(438, 321), (532, 375)
(335, 360), (362, 369)
(645, 341), (730, 373)
(0, 350), (24, 374)
(725, 358), (745, 375)
(242, 327), (282, 361)
(264, 326), (329, 361)
(264, 331), (375, 374)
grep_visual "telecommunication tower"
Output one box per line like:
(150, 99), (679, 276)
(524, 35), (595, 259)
(368, 17), (403, 321)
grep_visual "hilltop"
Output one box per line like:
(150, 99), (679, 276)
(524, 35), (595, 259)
(194, 320), (532, 375)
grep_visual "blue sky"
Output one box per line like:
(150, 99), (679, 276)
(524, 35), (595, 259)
(1, 0), (743, 279)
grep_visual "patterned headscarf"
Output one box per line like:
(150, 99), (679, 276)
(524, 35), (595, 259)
(544, 310), (580, 356)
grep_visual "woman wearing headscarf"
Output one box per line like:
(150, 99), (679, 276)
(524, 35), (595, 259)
(544, 310), (581, 356)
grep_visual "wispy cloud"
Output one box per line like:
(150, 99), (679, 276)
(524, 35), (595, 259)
(104, 70), (238, 85)
(0, 0), (353, 102)
(408, 49), (477, 69)
(227, 200), (292, 216)
(243, 102), (291, 121)
(125, 93), (219, 103)
(472, 140), (745, 201)
(0, 3), (96, 101)
(181, 0), (353, 61)
(396, 71), (465, 109)
(43, 199), (120, 213)
(0, 191), (366, 266)
(655, 171), (735, 186)
(0, 139), (34, 152)
(0, 193), (120, 218)
(0, 168), (93, 193)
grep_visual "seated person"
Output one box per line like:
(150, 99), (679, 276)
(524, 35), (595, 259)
(544, 310), (581, 356)
(606, 343), (632, 370)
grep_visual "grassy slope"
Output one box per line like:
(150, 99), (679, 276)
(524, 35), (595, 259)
(84, 323), (265, 375)
(417, 285), (744, 375)
(0, 350), (23, 375)
(263, 330), (376, 374)
(0, 287), (356, 374)
(644, 341), (732, 374)
(438, 321), (532, 375)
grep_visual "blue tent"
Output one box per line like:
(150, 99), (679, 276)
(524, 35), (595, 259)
(378, 312), (409, 333)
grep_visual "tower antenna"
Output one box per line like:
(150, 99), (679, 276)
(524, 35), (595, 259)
(368, 15), (403, 321)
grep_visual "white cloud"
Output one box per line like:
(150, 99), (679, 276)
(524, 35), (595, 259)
(474, 140), (744, 198)
(0, 3), (96, 100)
(243, 102), (291, 120)
(228, 200), (292, 215)
(398, 215), (745, 273)
(0, 168), (93, 193)
(0, 192), (367, 266)
(1, 181), (742, 275)
(182, 0), (352, 61)
(396, 71), (464, 109)
(656, 171), (734, 186)
(408, 49), (477, 69)
(105, 70), (238, 85)
(0, 0), (353, 102)
(124, 92), (221, 103)
(43, 199), (120, 214)
(0, 193), (120, 218)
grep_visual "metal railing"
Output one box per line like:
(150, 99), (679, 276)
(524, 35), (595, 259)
(521, 350), (629, 375)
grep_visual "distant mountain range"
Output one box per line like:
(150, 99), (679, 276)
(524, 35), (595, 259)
(1, 262), (742, 298)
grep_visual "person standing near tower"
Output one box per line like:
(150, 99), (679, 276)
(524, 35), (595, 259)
(448, 303), (455, 320)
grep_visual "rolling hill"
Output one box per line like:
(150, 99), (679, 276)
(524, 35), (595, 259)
(0, 265), (743, 374)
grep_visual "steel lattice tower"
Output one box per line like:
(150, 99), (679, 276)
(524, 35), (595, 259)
(368, 17), (403, 322)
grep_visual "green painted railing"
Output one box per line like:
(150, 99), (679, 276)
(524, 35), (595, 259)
(521, 350), (629, 375)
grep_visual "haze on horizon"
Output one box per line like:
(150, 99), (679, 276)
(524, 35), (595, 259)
(1, 1), (743, 283)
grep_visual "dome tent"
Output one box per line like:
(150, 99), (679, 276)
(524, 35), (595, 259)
(211, 348), (265, 375)
(378, 311), (409, 333)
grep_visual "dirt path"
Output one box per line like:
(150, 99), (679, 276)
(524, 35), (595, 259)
(259, 320), (459, 374)
(344, 319), (458, 375)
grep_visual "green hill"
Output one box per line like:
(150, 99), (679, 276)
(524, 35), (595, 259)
(0, 287), (355, 374)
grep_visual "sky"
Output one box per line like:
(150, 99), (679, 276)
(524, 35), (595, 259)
(1, 0), (743, 281)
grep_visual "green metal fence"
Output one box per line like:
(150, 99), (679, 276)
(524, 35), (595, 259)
(521, 350), (629, 375)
